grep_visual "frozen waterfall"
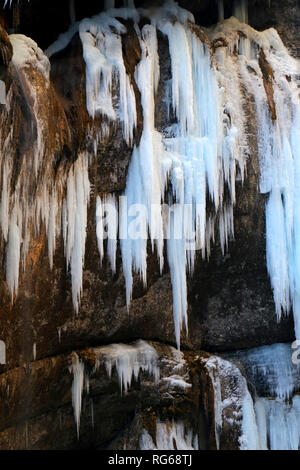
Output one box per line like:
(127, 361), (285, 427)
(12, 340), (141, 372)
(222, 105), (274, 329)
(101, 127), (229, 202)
(2, 0), (299, 349)
(227, 342), (300, 450)
(3, 0), (300, 449)
(77, 2), (246, 348)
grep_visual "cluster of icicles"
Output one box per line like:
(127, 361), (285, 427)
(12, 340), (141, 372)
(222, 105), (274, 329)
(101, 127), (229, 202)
(232, 343), (300, 450)
(70, 338), (199, 446)
(46, 1), (247, 349)
(139, 420), (199, 450)
(70, 339), (300, 448)
(2, 0), (300, 348)
(203, 342), (300, 450)
(70, 340), (160, 437)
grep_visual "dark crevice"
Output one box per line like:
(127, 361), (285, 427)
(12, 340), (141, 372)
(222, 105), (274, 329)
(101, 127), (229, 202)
(0, 0), (285, 52)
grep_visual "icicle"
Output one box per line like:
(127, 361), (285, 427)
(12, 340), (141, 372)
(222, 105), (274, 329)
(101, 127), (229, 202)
(104, 194), (118, 273)
(0, 160), (11, 243)
(79, 14), (137, 144)
(203, 355), (262, 450)
(254, 398), (268, 450)
(70, 354), (85, 438)
(227, 342), (300, 450)
(291, 103), (300, 339)
(120, 23), (165, 309)
(251, 396), (300, 450)
(96, 195), (104, 264)
(8, 3), (299, 359)
(159, 20), (194, 136)
(62, 155), (90, 313)
(240, 389), (261, 450)
(90, 4), (245, 347)
(229, 343), (300, 401)
(6, 205), (21, 300)
(208, 13), (300, 339)
(0, 80), (6, 105)
(205, 360), (223, 449)
(140, 420), (198, 450)
(239, 24), (300, 338)
(43, 4), (247, 343)
(68, 341), (159, 433)
(96, 340), (160, 394)
(96, 194), (118, 272)
(70, 156), (90, 313)
(48, 191), (58, 270)
(166, 206), (188, 349)
(45, 22), (80, 59)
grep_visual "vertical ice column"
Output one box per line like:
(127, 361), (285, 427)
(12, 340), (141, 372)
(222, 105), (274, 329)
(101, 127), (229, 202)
(140, 420), (198, 450)
(259, 67), (300, 338)
(228, 342), (300, 449)
(79, 15), (137, 145)
(6, 204), (21, 299)
(254, 397), (300, 450)
(120, 24), (165, 310)
(100, 340), (160, 394)
(202, 355), (261, 450)
(166, 206), (188, 349)
(63, 154), (90, 314)
(96, 194), (118, 273)
(289, 104), (300, 339)
(233, 0), (248, 23)
(70, 354), (85, 438)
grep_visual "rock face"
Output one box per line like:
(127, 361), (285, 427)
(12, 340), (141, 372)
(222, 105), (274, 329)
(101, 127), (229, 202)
(0, 0), (298, 450)
(0, 342), (214, 450)
(248, 0), (300, 58)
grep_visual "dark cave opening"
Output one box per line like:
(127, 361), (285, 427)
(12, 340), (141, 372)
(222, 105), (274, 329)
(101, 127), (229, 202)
(0, 0), (274, 51)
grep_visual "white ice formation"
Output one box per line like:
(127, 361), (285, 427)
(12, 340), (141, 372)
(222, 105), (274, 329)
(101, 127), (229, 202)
(59, 2), (246, 348)
(69, 340), (159, 435)
(3, 4), (300, 451)
(94, 339), (160, 394)
(140, 419), (198, 450)
(69, 353), (85, 437)
(225, 342), (300, 450)
(3, 1), (299, 348)
(202, 354), (262, 450)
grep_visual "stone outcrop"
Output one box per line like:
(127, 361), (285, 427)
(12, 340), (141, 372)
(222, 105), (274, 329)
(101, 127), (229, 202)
(0, 342), (215, 450)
